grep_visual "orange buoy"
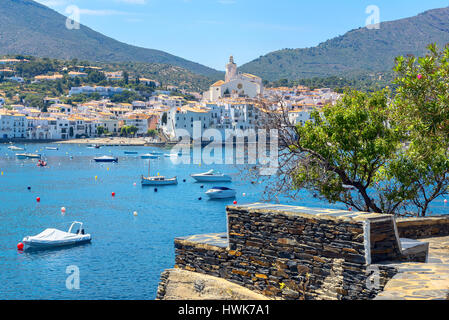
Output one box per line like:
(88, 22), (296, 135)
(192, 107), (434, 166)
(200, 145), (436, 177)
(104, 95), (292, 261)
(233, 201), (237, 205)
(112, 192), (116, 197)
(36, 197), (40, 203)
(17, 242), (24, 250)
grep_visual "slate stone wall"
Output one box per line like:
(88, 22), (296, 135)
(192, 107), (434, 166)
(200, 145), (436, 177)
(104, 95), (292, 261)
(174, 206), (397, 300)
(397, 216), (449, 239)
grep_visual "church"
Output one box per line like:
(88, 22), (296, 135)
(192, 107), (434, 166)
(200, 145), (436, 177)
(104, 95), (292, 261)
(203, 56), (264, 102)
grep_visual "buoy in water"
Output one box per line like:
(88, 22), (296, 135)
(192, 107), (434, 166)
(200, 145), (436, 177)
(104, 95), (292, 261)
(133, 211), (138, 216)
(198, 197), (202, 201)
(27, 186), (31, 190)
(133, 182), (137, 186)
(111, 192), (116, 197)
(95, 176), (98, 180)
(233, 201), (237, 205)
(154, 188), (158, 192)
(61, 207), (66, 213)
(242, 193), (246, 197)
(348, 207), (353, 212)
(183, 179), (186, 182)
(445, 199), (448, 204)
(200, 185), (204, 189)
(36, 197), (40, 203)
(17, 242), (24, 250)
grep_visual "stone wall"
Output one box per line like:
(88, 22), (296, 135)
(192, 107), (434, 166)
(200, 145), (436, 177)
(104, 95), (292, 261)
(397, 216), (449, 239)
(174, 204), (398, 300)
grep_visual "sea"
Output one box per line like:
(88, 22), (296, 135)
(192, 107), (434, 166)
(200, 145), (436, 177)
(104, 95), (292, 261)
(0, 143), (447, 299)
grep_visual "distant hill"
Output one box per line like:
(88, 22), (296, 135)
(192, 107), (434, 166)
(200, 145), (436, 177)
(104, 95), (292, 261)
(240, 7), (449, 80)
(0, 0), (222, 79)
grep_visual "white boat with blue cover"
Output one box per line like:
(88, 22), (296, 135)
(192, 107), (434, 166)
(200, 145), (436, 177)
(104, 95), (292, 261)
(191, 170), (232, 182)
(22, 221), (91, 249)
(205, 187), (236, 199)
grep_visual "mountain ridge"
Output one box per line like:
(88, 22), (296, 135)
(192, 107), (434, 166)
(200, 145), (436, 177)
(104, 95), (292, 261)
(0, 0), (222, 79)
(239, 6), (449, 80)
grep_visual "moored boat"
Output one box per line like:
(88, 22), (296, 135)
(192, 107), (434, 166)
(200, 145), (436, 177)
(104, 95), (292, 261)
(8, 146), (24, 151)
(93, 155), (118, 163)
(191, 170), (232, 182)
(16, 153), (41, 159)
(205, 187), (236, 199)
(45, 147), (58, 150)
(141, 175), (178, 186)
(141, 154), (159, 159)
(124, 151), (138, 155)
(141, 157), (177, 186)
(22, 221), (91, 249)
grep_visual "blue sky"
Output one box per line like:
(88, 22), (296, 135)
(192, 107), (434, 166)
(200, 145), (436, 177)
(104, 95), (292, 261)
(35, 0), (449, 70)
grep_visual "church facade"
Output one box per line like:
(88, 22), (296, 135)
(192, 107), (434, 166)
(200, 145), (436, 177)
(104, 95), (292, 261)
(203, 56), (264, 102)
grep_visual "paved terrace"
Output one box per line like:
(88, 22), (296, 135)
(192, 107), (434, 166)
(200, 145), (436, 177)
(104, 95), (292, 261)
(375, 236), (449, 300)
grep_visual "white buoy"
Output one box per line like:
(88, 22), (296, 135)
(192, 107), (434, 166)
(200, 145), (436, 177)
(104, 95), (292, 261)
(133, 211), (138, 216)
(242, 193), (246, 197)
(61, 207), (66, 213)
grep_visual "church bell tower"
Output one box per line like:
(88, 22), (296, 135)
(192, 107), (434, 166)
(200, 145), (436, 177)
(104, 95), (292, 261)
(225, 56), (237, 82)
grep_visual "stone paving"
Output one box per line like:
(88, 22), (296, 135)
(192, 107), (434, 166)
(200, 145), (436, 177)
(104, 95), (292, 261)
(375, 236), (449, 300)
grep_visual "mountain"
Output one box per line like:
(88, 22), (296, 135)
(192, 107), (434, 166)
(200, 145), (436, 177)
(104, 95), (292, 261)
(240, 7), (449, 81)
(0, 0), (222, 79)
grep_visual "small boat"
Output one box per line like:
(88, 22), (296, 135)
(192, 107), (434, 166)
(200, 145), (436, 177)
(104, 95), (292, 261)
(141, 154), (159, 159)
(8, 146), (24, 151)
(164, 152), (182, 158)
(22, 221), (91, 249)
(45, 147), (58, 150)
(37, 160), (47, 167)
(141, 158), (177, 186)
(124, 151), (138, 155)
(191, 170), (232, 182)
(93, 156), (118, 163)
(16, 153), (41, 159)
(141, 175), (178, 186)
(205, 187), (236, 199)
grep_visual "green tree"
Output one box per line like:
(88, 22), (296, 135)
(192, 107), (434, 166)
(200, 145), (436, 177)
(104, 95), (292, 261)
(97, 126), (108, 136)
(147, 129), (157, 137)
(390, 44), (449, 216)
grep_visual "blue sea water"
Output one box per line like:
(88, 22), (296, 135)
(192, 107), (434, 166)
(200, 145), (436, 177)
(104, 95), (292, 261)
(0, 143), (447, 300)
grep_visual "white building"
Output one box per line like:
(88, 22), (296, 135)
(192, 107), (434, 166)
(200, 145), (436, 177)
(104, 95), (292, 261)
(204, 56), (263, 102)
(164, 106), (211, 141)
(0, 112), (28, 139)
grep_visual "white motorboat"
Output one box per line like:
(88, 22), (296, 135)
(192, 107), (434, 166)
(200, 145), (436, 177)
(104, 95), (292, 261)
(22, 221), (91, 249)
(141, 154), (159, 159)
(8, 146), (24, 151)
(191, 170), (232, 182)
(205, 187), (237, 199)
(16, 153), (41, 159)
(124, 151), (138, 155)
(45, 147), (59, 150)
(164, 151), (182, 158)
(93, 155), (118, 162)
(141, 158), (177, 186)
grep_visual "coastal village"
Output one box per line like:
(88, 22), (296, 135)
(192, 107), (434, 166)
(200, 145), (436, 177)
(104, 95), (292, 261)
(0, 56), (341, 142)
